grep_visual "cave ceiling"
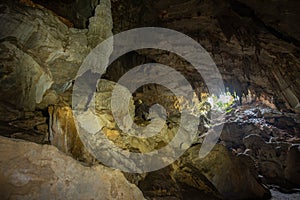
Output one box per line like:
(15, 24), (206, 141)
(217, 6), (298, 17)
(22, 0), (300, 111)
(112, 0), (300, 111)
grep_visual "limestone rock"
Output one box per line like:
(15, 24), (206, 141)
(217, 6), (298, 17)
(0, 0), (113, 110)
(177, 144), (271, 200)
(284, 145), (300, 187)
(243, 134), (294, 187)
(0, 1), (64, 110)
(0, 136), (145, 200)
(137, 165), (222, 200)
(221, 105), (300, 150)
(0, 41), (53, 111)
(237, 0), (300, 42)
(36, 90), (59, 110)
(111, 0), (300, 113)
(138, 167), (183, 200)
(31, 0), (99, 28)
(0, 102), (21, 122)
(220, 122), (256, 148)
(95, 79), (135, 132)
(48, 104), (94, 163)
(0, 110), (48, 144)
(87, 0), (113, 48)
(48, 79), (136, 165)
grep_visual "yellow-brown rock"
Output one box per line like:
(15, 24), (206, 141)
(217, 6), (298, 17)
(48, 104), (94, 163)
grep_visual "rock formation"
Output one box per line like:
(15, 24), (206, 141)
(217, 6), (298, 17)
(0, 0), (299, 199)
(0, 136), (145, 200)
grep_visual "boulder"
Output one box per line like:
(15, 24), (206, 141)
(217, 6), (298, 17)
(243, 134), (297, 187)
(137, 165), (222, 200)
(0, 136), (145, 200)
(284, 145), (300, 187)
(177, 144), (270, 200)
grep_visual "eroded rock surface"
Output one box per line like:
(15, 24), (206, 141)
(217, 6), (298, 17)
(219, 103), (300, 189)
(111, 0), (300, 113)
(175, 144), (270, 200)
(48, 104), (94, 163)
(0, 0), (113, 111)
(0, 136), (145, 200)
(0, 0), (300, 199)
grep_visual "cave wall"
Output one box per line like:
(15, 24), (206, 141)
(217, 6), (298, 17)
(0, 0), (112, 111)
(0, 1), (300, 199)
(31, 0), (99, 28)
(3, 0), (298, 112)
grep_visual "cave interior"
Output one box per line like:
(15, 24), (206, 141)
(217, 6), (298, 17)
(0, 0), (300, 199)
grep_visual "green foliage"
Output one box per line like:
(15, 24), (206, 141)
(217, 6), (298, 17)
(208, 92), (235, 112)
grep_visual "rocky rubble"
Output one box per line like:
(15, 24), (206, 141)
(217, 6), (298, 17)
(219, 103), (300, 189)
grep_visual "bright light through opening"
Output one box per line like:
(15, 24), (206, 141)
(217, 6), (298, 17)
(207, 92), (237, 112)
